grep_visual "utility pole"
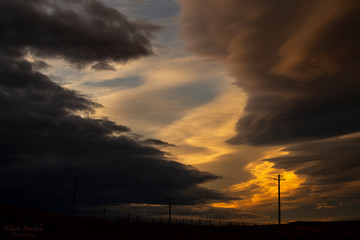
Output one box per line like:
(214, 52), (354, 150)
(127, 208), (130, 223)
(274, 174), (285, 225)
(71, 176), (77, 218)
(166, 194), (174, 224)
(103, 205), (106, 221)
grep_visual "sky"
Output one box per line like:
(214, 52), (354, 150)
(1, 0), (360, 223)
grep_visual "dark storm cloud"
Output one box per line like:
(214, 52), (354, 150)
(268, 135), (360, 184)
(0, 0), (160, 69)
(0, 0), (224, 213)
(142, 138), (176, 147)
(91, 62), (116, 71)
(179, 0), (360, 145)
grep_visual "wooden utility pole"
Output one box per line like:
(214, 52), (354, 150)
(127, 208), (130, 223)
(274, 174), (285, 225)
(166, 194), (174, 224)
(71, 176), (77, 218)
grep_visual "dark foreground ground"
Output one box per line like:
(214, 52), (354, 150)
(1, 203), (359, 240)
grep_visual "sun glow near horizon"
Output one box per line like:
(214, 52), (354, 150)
(211, 148), (305, 210)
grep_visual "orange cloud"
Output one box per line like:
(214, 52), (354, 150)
(211, 148), (305, 210)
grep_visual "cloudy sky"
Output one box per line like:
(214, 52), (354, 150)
(1, 0), (359, 223)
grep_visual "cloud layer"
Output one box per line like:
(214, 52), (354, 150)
(267, 135), (360, 198)
(179, 0), (360, 145)
(0, 0), (160, 70)
(0, 0), (224, 213)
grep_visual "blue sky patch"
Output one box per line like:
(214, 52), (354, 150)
(83, 76), (144, 89)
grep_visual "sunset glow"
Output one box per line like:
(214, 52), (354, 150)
(211, 149), (305, 210)
(1, 0), (359, 224)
